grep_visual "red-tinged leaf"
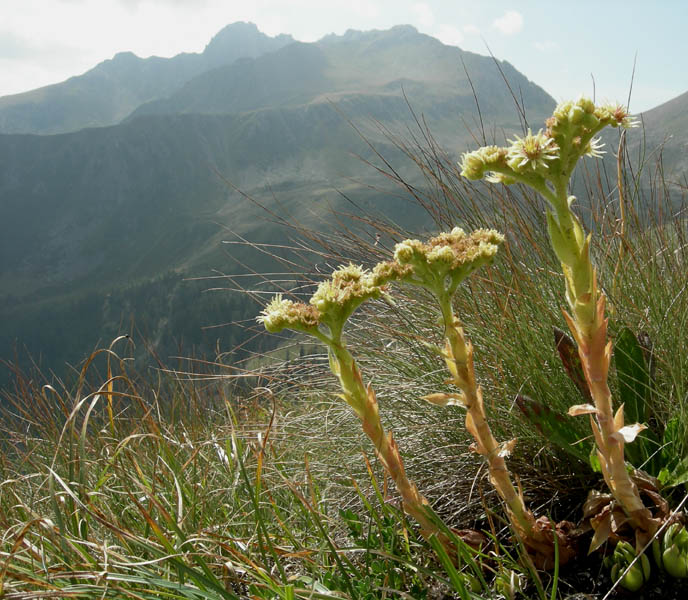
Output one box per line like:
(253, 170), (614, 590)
(554, 327), (591, 401)
(589, 508), (612, 554)
(515, 395), (591, 462)
(568, 403), (598, 416)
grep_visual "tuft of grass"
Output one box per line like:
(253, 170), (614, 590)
(1, 346), (503, 599)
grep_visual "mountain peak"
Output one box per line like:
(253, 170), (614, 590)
(203, 22), (294, 66)
(113, 51), (139, 61)
(318, 24), (420, 45)
(206, 21), (260, 42)
(388, 24), (419, 35)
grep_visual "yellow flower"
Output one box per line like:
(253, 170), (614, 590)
(459, 146), (508, 180)
(370, 260), (413, 286)
(459, 150), (487, 180)
(507, 129), (559, 172)
(594, 103), (638, 129)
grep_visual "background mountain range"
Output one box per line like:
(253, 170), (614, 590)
(0, 22), (684, 387)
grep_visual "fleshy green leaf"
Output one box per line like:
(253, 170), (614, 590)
(615, 328), (650, 424)
(614, 328), (661, 471)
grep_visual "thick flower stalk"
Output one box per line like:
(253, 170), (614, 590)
(258, 263), (437, 536)
(393, 228), (574, 567)
(459, 98), (658, 545)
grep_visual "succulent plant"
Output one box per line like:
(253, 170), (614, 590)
(606, 540), (651, 591)
(653, 523), (688, 578)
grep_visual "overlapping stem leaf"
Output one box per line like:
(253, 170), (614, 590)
(258, 263), (437, 537)
(393, 228), (575, 568)
(460, 97), (659, 545)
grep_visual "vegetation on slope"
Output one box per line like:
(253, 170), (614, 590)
(1, 100), (687, 598)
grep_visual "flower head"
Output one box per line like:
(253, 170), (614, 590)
(394, 228), (504, 292)
(370, 260), (413, 286)
(310, 264), (381, 325)
(459, 146), (508, 180)
(258, 294), (321, 333)
(594, 103), (638, 129)
(507, 129), (559, 172)
(427, 228), (504, 267)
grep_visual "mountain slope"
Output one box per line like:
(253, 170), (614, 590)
(0, 24), (556, 385)
(130, 25), (552, 140)
(635, 89), (688, 178)
(0, 22), (294, 135)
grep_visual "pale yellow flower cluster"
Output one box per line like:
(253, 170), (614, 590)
(394, 227), (504, 289)
(257, 294), (321, 333)
(460, 97), (637, 185)
(258, 229), (503, 335)
(370, 260), (413, 287)
(258, 262), (414, 335)
(459, 145), (508, 180)
(546, 98), (637, 157)
(310, 264), (380, 316)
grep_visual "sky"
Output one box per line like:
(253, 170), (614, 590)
(1, 0), (686, 113)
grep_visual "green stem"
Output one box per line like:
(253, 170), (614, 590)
(326, 336), (437, 536)
(544, 187), (655, 538)
(436, 293), (535, 540)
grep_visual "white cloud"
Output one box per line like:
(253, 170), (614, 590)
(434, 24), (463, 47)
(533, 40), (558, 52)
(412, 3), (434, 28)
(462, 23), (480, 35)
(492, 10), (523, 35)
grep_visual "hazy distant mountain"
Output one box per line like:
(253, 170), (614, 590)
(0, 22), (294, 135)
(635, 90), (688, 179)
(130, 25), (551, 139)
(0, 23), (555, 384)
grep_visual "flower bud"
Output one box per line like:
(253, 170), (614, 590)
(568, 104), (585, 125)
(577, 96), (595, 113)
(459, 150), (485, 179)
(553, 100), (574, 123)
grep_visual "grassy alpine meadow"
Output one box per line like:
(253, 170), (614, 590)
(2, 97), (688, 599)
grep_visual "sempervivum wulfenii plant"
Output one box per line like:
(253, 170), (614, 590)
(258, 264), (438, 537)
(258, 97), (688, 587)
(391, 228), (576, 568)
(459, 97), (688, 574)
